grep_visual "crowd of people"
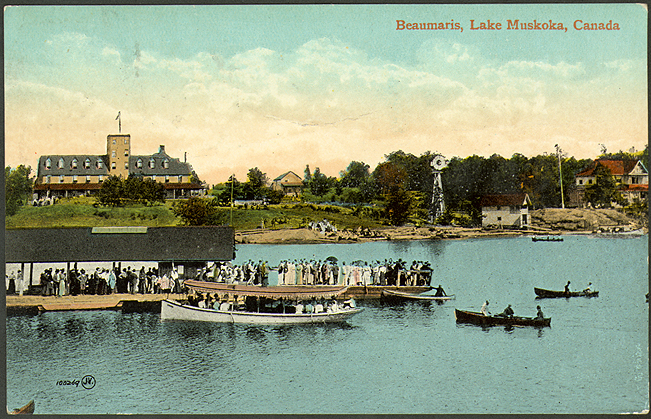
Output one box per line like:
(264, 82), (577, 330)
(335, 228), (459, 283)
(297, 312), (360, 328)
(194, 258), (433, 287)
(6, 265), (183, 296)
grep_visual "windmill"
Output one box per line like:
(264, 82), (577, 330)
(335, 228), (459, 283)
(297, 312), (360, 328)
(429, 154), (447, 223)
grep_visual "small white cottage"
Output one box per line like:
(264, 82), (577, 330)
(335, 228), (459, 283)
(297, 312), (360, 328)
(480, 193), (532, 228)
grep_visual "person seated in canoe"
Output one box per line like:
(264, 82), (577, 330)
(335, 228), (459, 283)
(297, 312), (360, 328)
(564, 281), (571, 295)
(433, 285), (447, 297)
(496, 304), (514, 318)
(583, 282), (592, 293)
(480, 300), (491, 316)
(535, 305), (544, 320)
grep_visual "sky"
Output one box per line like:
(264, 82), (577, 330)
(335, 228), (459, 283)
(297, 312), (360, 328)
(4, 4), (648, 185)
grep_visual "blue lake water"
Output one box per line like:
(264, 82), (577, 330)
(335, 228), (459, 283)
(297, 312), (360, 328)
(6, 235), (649, 414)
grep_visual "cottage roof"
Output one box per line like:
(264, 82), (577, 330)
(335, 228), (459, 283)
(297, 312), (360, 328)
(273, 171), (303, 185)
(576, 159), (643, 177)
(480, 193), (530, 207)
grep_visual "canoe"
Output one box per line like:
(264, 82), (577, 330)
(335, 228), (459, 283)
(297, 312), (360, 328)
(532, 236), (563, 242)
(381, 289), (455, 301)
(534, 287), (599, 298)
(161, 299), (363, 325)
(454, 309), (551, 327)
(8, 400), (34, 414)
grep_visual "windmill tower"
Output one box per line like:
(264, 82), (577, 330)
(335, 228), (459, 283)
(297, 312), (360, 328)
(429, 154), (447, 223)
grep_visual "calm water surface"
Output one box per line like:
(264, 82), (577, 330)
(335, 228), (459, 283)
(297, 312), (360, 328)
(6, 235), (649, 414)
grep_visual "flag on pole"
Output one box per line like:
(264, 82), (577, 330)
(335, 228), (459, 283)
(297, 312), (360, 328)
(115, 111), (121, 120)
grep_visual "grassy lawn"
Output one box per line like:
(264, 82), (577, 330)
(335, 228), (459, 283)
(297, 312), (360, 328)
(5, 197), (387, 231)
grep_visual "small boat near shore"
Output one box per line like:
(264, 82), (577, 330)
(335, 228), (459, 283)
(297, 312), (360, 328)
(534, 287), (599, 299)
(454, 309), (551, 327)
(163, 281), (363, 325)
(532, 236), (563, 242)
(381, 289), (455, 301)
(8, 400), (34, 415)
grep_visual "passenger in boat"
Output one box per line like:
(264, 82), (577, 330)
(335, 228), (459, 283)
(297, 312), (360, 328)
(583, 282), (592, 293)
(434, 285), (447, 297)
(535, 305), (544, 320)
(480, 301), (491, 316)
(343, 298), (356, 309)
(564, 281), (571, 295)
(496, 304), (514, 318)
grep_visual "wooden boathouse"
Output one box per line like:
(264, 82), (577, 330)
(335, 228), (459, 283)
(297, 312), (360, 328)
(5, 226), (234, 313)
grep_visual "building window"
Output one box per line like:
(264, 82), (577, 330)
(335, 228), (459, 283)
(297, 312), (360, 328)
(84, 158), (91, 169)
(124, 162), (128, 170)
(165, 175), (170, 183)
(98, 175), (103, 183)
(497, 216), (502, 222)
(112, 150), (116, 158)
(178, 175), (183, 183)
(124, 150), (129, 157)
(578, 179), (583, 185)
(59, 175), (64, 183)
(86, 175), (91, 183)
(149, 159), (155, 169)
(45, 158), (51, 169)
(97, 159), (104, 169)
(137, 159), (143, 169)
(496, 206), (501, 211)
(112, 139), (116, 145)
(588, 179), (593, 185)
(72, 175), (78, 183)
(58, 158), (65, 169)
(124, 138), (128, 144)
(46, 175), (51, 184)
(71, 158), (78, 169)
(152, 175), (156, 182)
(111, 162), (116, 170)
(163, 159), (169, 169)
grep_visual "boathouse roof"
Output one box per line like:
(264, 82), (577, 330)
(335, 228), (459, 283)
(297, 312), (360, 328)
(5, 226), (235, 263)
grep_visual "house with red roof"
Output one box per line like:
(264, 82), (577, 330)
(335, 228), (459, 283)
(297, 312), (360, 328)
(480, 193), (532, 228)
(569, 159), (648, 207)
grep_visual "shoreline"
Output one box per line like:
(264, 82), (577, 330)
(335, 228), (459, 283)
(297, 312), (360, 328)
(234, 225), (612, 245)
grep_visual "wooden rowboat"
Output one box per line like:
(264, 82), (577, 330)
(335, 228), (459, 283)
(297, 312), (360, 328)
(454, 309), (551, 327)
(532, 236), (563, 242)
(534, 287), (599, 299)
(8, 400), (34, 415)
(381, 289), (455, 301)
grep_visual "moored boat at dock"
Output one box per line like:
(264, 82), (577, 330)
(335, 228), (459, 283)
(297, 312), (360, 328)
(163, 281), (362, 325)
(454, 309), (551, 327)
(381, 289), (455, 301)
(534, 287), (599, 299)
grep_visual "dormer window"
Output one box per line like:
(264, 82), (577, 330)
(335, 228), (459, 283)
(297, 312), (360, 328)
(45, 158), (51, 169)
(137, 159), (143, 169)
(84, 158), (91, 169)
(58, 158), (64, 169)
(149, 158), (155, 169)
(163, 159), (170, 169)
(97, 159), (104, 169)
(71, 158), (78, 169)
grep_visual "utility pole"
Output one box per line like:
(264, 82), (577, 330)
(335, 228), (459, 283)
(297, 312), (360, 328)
(555, 144), (565, 209)
(230, 174), (234, 226)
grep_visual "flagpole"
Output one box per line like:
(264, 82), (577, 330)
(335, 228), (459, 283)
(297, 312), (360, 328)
(116, 111), (121, 133)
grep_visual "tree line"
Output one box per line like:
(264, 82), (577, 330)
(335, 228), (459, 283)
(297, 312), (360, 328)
(6, 145), (648, 226)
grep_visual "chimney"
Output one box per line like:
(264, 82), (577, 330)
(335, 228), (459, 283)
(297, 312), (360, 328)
(159, 145), (165, 154)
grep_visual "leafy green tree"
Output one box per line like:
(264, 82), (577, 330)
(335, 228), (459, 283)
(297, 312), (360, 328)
(96, 176), (125, 206)
(217, 175), (243, 205)
(243, 167), (268, 200)
(308, 167), (334, 197)
(372, 161), (412, 225)
(5, 165), (33, 216)
(172, 197), (227, 225)
(584, 164), (626, 208)
(139, 178), (166, 205)
(340, 161), (370, 188)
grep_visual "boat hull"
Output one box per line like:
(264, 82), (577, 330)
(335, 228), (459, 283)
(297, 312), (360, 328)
(454, 309), (551, 327)
(381, 289), (454, 301)
(534, 287), (599, 298)
(161, 299), (363, 325)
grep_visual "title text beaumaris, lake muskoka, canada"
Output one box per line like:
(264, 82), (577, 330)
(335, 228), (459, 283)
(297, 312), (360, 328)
(396, 19), (621, 33)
